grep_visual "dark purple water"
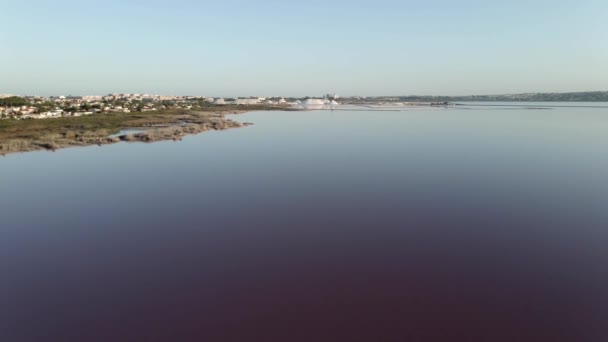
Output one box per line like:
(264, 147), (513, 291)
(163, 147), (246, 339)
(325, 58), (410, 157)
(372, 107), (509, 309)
(2, 106), (608, 341)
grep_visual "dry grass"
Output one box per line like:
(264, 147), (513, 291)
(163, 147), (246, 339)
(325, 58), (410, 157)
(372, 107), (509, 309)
(0, 105), (278, 155)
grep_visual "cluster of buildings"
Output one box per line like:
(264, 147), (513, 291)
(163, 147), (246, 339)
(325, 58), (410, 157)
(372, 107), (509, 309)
(0, 106), (66, 119)
(216, 97), (288, 105)
(0, 93), (342, 120)
(0, 95), (140, 120)
(98, 94), (202, 102)
(0, 94), (202, 120)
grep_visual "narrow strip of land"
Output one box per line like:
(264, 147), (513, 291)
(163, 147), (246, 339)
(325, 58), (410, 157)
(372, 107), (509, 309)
(454, 103), (608, 109)
(0, 105), (289, 156)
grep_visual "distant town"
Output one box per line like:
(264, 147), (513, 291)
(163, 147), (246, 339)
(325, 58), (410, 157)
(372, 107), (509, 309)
(1, 91), (608, 120)
(0, 94), (309, 120)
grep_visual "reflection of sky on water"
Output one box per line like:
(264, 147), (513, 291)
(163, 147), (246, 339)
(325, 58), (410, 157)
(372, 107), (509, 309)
(2, 106), (608, 340)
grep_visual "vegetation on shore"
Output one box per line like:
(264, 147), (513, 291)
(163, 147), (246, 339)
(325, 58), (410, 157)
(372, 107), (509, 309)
(0, 104), (289, 155)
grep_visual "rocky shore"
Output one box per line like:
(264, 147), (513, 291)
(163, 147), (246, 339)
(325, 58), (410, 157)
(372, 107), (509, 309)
(118, 120), (251, 143)
(0, 110), (253, 156)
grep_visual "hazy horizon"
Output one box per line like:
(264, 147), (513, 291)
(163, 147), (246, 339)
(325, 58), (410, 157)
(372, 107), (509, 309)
(1, 0), (607, 97)
(3, 89), (608, 99)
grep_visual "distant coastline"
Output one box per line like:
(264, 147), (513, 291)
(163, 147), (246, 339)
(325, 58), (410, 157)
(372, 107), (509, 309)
(338, 91), (608, 104)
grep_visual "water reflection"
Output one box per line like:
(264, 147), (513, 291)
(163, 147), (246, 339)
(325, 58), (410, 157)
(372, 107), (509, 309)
(1, 106), (608, 340)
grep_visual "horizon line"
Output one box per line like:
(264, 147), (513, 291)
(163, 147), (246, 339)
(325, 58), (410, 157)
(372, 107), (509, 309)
(2, 89), (608, 98)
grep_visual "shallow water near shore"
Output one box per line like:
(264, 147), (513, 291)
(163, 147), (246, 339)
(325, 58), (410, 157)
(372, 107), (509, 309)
(2, 104), (608, 340)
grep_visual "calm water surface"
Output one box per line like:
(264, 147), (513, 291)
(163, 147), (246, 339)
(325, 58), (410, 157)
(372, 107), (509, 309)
(2, 105), (608, 341)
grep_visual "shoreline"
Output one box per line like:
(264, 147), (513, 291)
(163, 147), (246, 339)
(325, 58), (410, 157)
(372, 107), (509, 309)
(0, 107), (277, 156)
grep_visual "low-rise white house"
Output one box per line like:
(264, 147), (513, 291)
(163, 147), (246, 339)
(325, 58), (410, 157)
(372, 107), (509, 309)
(39, 109), (64, 117)
(82, 96), (103, 102)
(235, 98), (260, 105)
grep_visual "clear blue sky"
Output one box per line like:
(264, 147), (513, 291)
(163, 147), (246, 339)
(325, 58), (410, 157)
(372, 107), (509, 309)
(1, 0), (607, 97)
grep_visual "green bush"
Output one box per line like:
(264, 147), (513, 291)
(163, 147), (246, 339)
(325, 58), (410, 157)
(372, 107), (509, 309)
(0, 96), (28, 107)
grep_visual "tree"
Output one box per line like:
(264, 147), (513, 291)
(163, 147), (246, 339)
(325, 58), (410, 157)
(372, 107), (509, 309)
(0, 96), (28, 107)
(161, 100), (174, 107)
